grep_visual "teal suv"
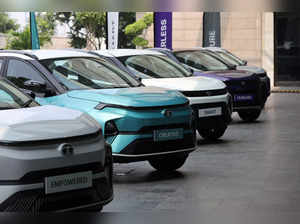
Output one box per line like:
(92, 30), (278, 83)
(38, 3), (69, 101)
(0, 50), (196, 171)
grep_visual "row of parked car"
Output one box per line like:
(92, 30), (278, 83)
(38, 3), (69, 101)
(0, 47), (270, 212)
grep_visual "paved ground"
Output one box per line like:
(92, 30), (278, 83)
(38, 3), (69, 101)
(104, 93), (300, 218)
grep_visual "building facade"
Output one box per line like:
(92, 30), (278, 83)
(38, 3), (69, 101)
(140, 12), (300, 88)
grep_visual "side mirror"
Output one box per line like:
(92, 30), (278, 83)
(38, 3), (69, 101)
(181, 63), (194, 73)
(24, 79), (47, 93)
(228, 64), (237, 70)
(242, 60), (248, 66)
(22, 89), (36, 99)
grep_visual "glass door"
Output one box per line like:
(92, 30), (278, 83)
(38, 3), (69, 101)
(275, 13), (300, 86)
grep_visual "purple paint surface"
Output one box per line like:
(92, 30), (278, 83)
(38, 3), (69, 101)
(154, 12), (172, 49)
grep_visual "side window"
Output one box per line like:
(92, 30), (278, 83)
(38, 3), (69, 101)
(7, 59), (45, 86)
(6, 59), (54, 97)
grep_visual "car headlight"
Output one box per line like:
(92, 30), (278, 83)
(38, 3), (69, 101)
(105, 121), (119, 138)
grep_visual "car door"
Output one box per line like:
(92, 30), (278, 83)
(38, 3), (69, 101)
(3, 58), (57, 98)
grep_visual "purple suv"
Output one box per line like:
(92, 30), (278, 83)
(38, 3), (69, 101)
(151, 48), (268, 122)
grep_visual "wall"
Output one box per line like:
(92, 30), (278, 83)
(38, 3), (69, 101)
(221, 12), (263, 67)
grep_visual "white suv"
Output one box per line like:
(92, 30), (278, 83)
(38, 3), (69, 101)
(0, 79), (113, 212)
(91, 49), (233, 140)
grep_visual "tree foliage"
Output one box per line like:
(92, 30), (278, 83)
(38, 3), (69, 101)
(54, 12), (136, 49)
(0, 13), (19, 34)
(125, 13), (153, 48)
(6, 13), (56, 50)
(118, 12), (136, 48)
(53, 12), (106, 49)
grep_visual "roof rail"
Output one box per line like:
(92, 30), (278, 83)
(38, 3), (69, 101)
(0, 50), (39, 60)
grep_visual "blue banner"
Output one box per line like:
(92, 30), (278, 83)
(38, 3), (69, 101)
(154, 12), (172, 49)
(30, 12), (40, 49)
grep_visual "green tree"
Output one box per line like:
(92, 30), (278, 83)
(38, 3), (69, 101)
(54, 12), (136, 49)
(118, 12), (136, 48)
(124, 13), (153, 48)
(6, 13), (56, 50)
(0, 13), (19, 34)
(54, 12), (106, 49)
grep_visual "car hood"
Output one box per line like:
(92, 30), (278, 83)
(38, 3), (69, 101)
(194, 70), (256, 81)
(236, 66), (266, 74)
(0, 105), (100, 142)
(141, 76), (226, 91)
(67, 87), (188, 107)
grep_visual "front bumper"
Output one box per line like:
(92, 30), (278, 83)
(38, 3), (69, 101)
(224, 78), (265, 111)
(113, 131), (196, 163)
(187, 93), (232, 129)
(0, 162), (113, 212)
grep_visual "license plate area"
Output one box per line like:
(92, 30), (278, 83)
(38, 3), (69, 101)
(198, 107), (222, 118)
(234, 94), (254, 102)
(45, 171), (92, 195)
(153, 128), (184, 142)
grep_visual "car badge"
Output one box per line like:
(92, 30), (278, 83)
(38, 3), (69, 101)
(206, 91), (212, 96)
(58, 143), (74, 156)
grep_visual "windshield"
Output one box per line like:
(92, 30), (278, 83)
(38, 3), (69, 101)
(0, 80), (38, 110)
(41, 57), (141, 90)
(118, 54), (193, 79)
(222, 51), (246, 66)
(215, 51), (242, 66)
(174, 51), (229, 71)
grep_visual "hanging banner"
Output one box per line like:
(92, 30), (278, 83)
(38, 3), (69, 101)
(107, 12), (119, 49)
(203, 12), (221, 47)
(154, 12), (172, 49)
(30, 12), (40, 49)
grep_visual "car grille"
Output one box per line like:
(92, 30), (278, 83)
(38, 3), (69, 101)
(225, 79), (259, 93)
(15, 163), (104, 185)
(181, 88), (228, 97)
(0, 178), (112, 212)
(132, 123), (192, 134)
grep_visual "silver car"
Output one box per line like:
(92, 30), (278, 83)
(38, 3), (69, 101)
(0, 79), (113, 212)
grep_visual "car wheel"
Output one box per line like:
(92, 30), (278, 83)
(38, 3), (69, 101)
(238, 109), (261, 122)
(198, 124), (227, 140)
(148, 155), (188, 171)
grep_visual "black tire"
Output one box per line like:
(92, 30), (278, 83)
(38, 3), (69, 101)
(198, 125), (227, 140)
(238, 109), (261, 122)
(148, 155), (188, 171)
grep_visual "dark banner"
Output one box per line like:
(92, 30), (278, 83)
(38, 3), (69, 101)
(154, 12), (172, 49)
(203, 12), (221, 47)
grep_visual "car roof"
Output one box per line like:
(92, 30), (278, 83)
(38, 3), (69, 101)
(0, 51), (37, 60)
(92, 49), (164, 57)
(204, 47), (226, 52)
(173, 47), (209, 52)
(24, 49), (99, 60)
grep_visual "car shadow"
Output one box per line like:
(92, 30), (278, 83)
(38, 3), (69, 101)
(112, 166), (185, 184)
(197, 138), (231, 146)
(229, 119), (264, 125)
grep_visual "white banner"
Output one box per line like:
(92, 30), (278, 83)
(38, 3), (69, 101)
(107, 12), (119, 49)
